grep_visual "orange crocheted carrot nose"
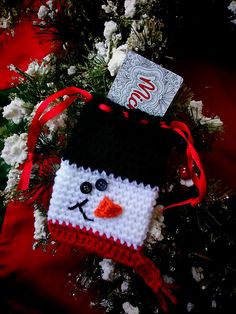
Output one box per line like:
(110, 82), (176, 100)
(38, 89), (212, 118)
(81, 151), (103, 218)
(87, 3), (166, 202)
(94, 196), (123, 218)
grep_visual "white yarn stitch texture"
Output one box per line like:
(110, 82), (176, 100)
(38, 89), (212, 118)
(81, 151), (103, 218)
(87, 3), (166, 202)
(48, 160), (159, 249)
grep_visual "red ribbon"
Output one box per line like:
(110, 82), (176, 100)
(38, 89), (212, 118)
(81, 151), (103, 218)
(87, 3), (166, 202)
(160, 121), (207, 209)
(18, 86), (206, 209)
(18, 87), (92, 190)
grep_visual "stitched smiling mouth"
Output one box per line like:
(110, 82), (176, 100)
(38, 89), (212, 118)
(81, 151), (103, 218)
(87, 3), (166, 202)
(68, 198), (94, 221)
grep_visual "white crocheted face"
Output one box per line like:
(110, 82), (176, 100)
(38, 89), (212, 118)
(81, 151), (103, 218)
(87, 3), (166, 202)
(48, 160), (159, 249)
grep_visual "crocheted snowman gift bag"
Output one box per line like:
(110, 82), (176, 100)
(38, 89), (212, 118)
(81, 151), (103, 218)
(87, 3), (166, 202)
(46, 91), (206, 311)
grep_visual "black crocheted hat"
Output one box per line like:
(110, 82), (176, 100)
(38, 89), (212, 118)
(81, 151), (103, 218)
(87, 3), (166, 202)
(63, 94), (179, 187)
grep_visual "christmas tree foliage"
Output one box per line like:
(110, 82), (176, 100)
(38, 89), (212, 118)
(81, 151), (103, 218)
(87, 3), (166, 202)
(0, 1), (235, 313)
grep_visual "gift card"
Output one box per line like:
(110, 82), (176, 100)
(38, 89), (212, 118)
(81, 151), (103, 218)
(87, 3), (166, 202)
(107, 51), (183, 116)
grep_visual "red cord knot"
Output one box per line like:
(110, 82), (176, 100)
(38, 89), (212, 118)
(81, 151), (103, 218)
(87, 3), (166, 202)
(190, 198), (200, 207)
(99, 103), (112, 112)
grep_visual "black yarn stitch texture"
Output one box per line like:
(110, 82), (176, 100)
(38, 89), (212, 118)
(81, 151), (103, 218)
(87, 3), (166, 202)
(63, 95), (182, 187)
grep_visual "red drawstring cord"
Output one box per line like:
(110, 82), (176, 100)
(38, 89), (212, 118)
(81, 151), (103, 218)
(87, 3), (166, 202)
(18, 86), (206, 209)
(18, 87), (92, 190)
(160, 121), (207, 210)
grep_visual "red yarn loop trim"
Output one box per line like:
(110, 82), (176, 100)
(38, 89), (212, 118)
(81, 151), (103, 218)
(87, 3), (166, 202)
(98, 103), (112, 112)
(122, 111), (129, 118)
(140, 119), (149, 125)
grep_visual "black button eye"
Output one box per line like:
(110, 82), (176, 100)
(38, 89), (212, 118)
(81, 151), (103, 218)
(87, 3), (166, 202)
(95, 178), (108, 191)
(80, 181), (92, 194)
